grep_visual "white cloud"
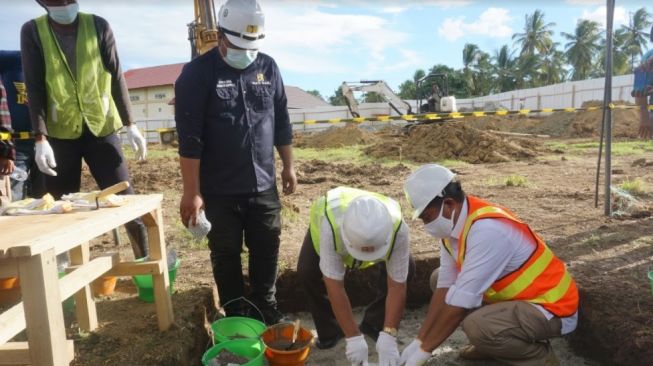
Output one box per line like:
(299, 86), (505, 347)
(263, 4), (410, 75)
(580, 6), (628, 29)
(438, 8), (513, 42)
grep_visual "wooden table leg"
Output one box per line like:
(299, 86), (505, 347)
(18, 248), (69, 366)
(69, 242), (98, 331)
(143, 207), (174, 331)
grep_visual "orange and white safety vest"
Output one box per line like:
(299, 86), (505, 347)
(443, 196), (579, 317)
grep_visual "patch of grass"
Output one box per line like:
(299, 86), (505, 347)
(546, 140), (653, 156)
(122, 146), (178, 160)
(619, 178), (646, 196)
(483, 177), (502, 186)
(281, 206), (300, 226)
(175, 220), (208, 249)
(583, 234), (601, 247)
(505, 175), (528, 187)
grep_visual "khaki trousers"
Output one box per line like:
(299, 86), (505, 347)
(461, 301), (562, 366)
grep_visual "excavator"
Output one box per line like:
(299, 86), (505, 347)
(340, 74), (457, 131)
(340, 80), (413, 118)
(188, 0), (220, 59)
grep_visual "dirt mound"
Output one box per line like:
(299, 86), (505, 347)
(296, 124), (378, 148)
(365, 123), (539, 164)
(297, 159), (410, 187)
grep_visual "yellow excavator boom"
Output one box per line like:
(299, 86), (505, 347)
(189, 0), (219, 59)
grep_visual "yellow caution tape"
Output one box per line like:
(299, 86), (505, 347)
(2, 104), (652, 140)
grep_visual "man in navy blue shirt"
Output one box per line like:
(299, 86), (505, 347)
(175, 0), (296, 324)
(0, 50), (45, 200)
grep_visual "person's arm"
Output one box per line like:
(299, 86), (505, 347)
(323, 277), (360, 337)
(95, 16), (133, 126)
(20, 21), (48, 139)
(384, 277), (406, 330)
(383, 223), (410, 330)
(420, 302), (467, 352)
(271, 59), (296, 194)
(175, 59), (210, 226)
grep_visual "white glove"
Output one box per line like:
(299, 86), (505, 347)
(126, 124), (147, 161)
(35, 139), (57, 176)
(376, 331), (400, 366)
(400, 339), (422, 364)
(345, 335), (368, 366)
(400, 339), (431, 366)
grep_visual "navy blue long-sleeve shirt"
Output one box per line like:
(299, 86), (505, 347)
(175, 48), (292, 196)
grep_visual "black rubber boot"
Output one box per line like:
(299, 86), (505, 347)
(125, 219), (149, 259)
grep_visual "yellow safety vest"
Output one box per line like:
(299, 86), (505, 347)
(35, 13), (122, 139)
(309, 187), (403, 269)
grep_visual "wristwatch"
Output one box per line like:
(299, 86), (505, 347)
(383, 326), (398, 337)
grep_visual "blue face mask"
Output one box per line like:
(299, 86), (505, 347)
(223, 47), (258, 70)
(47, 3), (79, 25)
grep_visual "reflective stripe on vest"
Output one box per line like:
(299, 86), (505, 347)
(35, 13), (122, 139)
(309, 187), (403, 269)
(444, 196), (579, 317)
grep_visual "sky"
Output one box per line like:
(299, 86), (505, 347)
(1, 0), (652, 100)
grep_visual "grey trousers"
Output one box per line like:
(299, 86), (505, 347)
(462, 301), (562, 366)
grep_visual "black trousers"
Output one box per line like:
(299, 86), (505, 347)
(297, 230), (415, 341)
(204, 187), (281, 318)
(46, 125), (148, 258)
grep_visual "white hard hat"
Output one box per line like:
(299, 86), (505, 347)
(404, 164), (456, 220)
(341, 196), (393, 262)
(218, 0), (265, 50)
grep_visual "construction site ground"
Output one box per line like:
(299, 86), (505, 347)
(3, 109), (652, 365)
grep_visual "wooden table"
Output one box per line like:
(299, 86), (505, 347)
(0, 194), (174, 366)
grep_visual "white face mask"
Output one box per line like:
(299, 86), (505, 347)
(423, 204), (455, 239)
(47, 3), (79, 25)
(223, 47), (258, 70)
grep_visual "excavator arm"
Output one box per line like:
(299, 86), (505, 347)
(188, 0), (219, 59)
(340, 80), (412, 118)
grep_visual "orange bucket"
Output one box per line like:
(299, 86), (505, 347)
(91, 276), (117, 296)
(0, 277), (19, 290)
(261, 323), (314, 366)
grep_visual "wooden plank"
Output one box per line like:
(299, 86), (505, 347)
(0, 195), (163, 259)
(0, 340), (74, 365)
(104, 260), (163, 277)
(0, 254), (118, 346)
(144, 207), (174, 331)
(59, 254), (119, 300)
(0, 303), (25, 345)
(17, 249), (69, 366)
(69, 243), (97, 332)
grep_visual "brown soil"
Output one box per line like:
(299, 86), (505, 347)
(366, 123), (539, 164)
(295, 123), (378, 148)
(466, 101), (641, 139)
(18, 129), (651, 365)
(206, 349), (250, 366)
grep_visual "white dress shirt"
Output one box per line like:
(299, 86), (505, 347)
(436, 199), (578, 335)
(318, 219), (410, 283)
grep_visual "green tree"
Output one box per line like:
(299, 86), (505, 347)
(493, 45), (517, 92)
(398, 69), (426, 99)
(363, 92), (385, 103)
(306, 89), (325, 101)
(513, 10), (556, 57)
(462, 43), (481, 95)
(514, 54), (541, 89)
(620, 8), (652, 71)
(594, 29), (631, 77)
(328, 87), (347, 106)
(539, 44), (567, 85)
(562, 19), (602, 80)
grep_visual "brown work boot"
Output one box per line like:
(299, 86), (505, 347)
(544, 352), (560, 366)
(459, 344), (491, 360)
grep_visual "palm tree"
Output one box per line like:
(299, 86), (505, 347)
(462, 43), (480, 95)
(493, 45), (516, 92)
(539, 44), (567, 85)
(513, 10), (556, 57)
(595, 29), (630, 77)
(514, 54), (541, 89)
(562, 19), (602, 81)
(619, 8), (652, 71)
